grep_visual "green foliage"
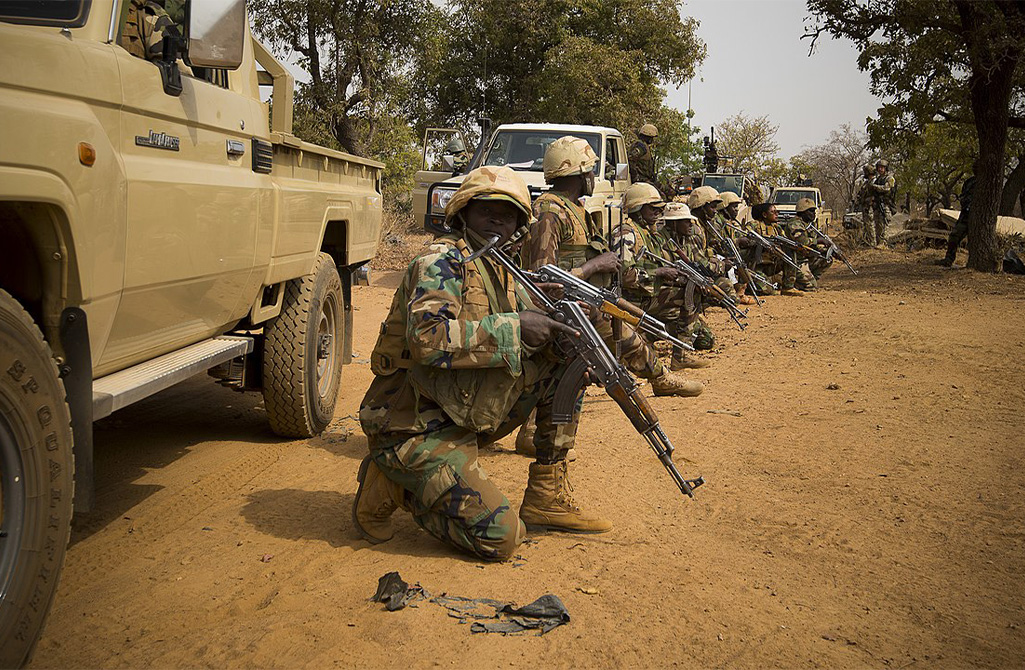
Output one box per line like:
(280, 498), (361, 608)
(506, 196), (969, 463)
(714, 112), (781, 174)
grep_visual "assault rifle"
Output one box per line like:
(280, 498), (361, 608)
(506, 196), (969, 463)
(643, 247), (748, 331)
(463, 234), (705, 498)
(805, 221), (857, 275)
(768, 235), (829, 262)
(703, 220), (765, 305)
(723, 222), (802, 272)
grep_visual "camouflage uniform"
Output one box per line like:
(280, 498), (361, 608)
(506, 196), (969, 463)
(520, 192), (667, 379)
(120, 0), (182, 61)
(627, 140), (657, 186)
(871, 170), (896, 245)
(781, 217), (818, 290)
(359, 235), (582, 561)
(664, 223), (721, 350)
(751, 217), (797, 291)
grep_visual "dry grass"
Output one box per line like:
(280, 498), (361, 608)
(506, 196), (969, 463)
(372, 207), (433, 271)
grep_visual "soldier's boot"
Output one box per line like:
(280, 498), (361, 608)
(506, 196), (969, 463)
(650, 370), (704, 397)
(780, 287), (806, 297)
(670, 346), (711, 371)
(352, 455), (404, 544)
(519, 461), (612, 533)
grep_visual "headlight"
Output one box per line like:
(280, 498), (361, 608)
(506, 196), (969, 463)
(431, 188), (456, 215)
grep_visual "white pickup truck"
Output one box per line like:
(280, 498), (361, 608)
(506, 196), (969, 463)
(0, 2), (382, 663)
(412, 123), (633, 234)
(768, 186), (834, 229)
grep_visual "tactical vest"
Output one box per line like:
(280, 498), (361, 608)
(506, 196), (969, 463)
(369, 237), (538, 433)
(535, 192), (611, 287)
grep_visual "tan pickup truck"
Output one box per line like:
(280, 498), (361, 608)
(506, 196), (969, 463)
(768, 186), (834, 230)
(0, 2), (382, 663)
(412, 123), (633, 234)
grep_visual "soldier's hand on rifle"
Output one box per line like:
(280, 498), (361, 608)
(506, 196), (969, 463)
(653, 266), (682, 281)
(580, 252), (622, 279)
(534, 282), (564, 303)
(519, 310), (580, 348)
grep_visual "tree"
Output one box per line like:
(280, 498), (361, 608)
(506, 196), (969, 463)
(713, 112), (781, 175)
(806, 0), (1025, 271)
(249, 0), (442, 157)
(795, 124), (871, 215)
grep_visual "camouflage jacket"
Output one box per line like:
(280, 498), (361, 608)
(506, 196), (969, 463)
(627, 140), (657, 185)
(520, 191), (610, 284)
(668, 225), (714, 272)
(611, 217), (668, 297)
(121, 0), (183, 61)
(361, 236), (542, 439)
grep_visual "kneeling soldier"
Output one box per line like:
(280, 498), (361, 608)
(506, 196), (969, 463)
(355, 166), (611, 562)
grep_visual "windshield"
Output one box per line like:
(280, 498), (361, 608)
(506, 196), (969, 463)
(482, 131), (602, 174)
(771, 190), (818, 206)
(0, 0), (91, 26)
(702, 175), (744, 197)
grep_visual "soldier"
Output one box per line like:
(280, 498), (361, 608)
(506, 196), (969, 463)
(662, 201), (724, 350)
(870, 159), (895, 246)
(120, 0), (183, 61)
(939, 171), (976, 267)
(791, 198), (830, 288)
(858, 164), (876, 246)
(612, 183), (710, 370)
(716, 191), (757, 305)
(628, 123), (659, 187)
(354, 166), (612, 562)
(751, 202), (803, 297)
(444, 137), (470, 173)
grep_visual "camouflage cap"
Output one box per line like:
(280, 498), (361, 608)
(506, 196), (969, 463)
(795, 197), (817, 213)
(543, 136), (598, 182)
(688, 185), (721, 210)
(622, 182), (664, 214)
(445, 166), (532, 227)
(663, 202), (698, 221)
(876, 159), (888, 168)
(639, 123), (659, 138)
(717, 191), (743, 209)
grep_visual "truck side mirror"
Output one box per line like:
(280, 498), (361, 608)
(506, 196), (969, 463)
(615, 163), (629, 181)
(187, 0), (246, 70)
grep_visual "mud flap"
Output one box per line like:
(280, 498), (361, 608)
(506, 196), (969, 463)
(59, 307), (93, 514)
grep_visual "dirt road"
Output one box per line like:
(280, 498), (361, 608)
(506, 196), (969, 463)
(30, 249), (1025, 668)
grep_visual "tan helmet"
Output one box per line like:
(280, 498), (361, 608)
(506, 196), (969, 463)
(718, 191), (743, 210)
(639, 123), (658, 138)
(663, 202), (698, 221)
(622, 182), (664, 214)
(795, 197), (817, 213)
(876, 158), (888, 168)
(445, 166), (532, 228)
(688, 185), (721, 210)
(542, 136), (598, 183)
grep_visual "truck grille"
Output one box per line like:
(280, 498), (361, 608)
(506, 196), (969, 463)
(252, 138), (273, 174)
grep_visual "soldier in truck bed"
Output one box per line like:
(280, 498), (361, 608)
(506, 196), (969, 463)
(354, 166), (613, 561)
(628, 124), (659, 187)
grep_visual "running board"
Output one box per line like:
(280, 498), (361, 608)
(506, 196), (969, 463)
(93, 336), (254, 420)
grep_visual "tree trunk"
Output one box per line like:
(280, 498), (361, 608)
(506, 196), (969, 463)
(1000, 156), (1025, 216)
(957, 2), (1019, 272)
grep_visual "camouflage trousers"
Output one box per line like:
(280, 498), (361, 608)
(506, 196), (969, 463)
(594, 310), (666, 379)
(368, 366), (583, 562)
(630, 285), (715, 351)
(872, 205), (890, 245)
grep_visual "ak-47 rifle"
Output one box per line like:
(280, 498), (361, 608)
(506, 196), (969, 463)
(768, 234), (829, 262)
(723, 222), (802, 272)
(645, 244), (748, 330)
(805, 221), (857, 275)
(703, 219), (764, 305)
(463, 234), (705, 498)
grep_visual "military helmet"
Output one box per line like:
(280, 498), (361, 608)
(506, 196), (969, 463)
(639, 123), (659, 138)
(445, 137), (466, 154)
(542, 136), (598, 183)
(445, 166), (532, 228)
(622, 182), (664, 214)
(663, 202), (698, 221)
(688, 185), (721, 210)
(717, 191), (743, 210)
(795, 197), (817, 213)
(876, 159), (888, 168)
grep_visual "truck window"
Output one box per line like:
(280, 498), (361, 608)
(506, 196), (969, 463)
(770, 190), (810, 206)
(702, 175), (744, 197)
(0, 0), (91, 27)
(483, 130), (601, 174)
(605, 137), (619, 177)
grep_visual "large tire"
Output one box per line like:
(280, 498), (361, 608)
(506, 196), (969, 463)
(262, 253), (344, 438)
(0, 290), (74, 668)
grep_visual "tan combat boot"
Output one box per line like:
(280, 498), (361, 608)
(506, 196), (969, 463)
(670, 348), (712, 371)
(780, 287), (806, 297)
(519, 461), (612, 533)
(650, 371), (704, 397)
(352, 455), (404, 544)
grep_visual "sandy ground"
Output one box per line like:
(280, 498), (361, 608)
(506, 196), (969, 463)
(29, 248), (1025, 669)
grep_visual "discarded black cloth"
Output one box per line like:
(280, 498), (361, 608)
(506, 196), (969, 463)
(370, 571), (429, 611)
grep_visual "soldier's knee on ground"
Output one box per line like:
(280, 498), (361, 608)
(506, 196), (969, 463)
(485, 517), (526, 561)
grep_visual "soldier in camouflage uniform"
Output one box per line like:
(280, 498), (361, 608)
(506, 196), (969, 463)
(627, 124), (659, 187)
(750, 203), (804, 296)
(870, 159), (895, 246)
(858, 164), (875, 245)
(120, 0), (183, 61)
(445, 137), (470, 173)
(715, 191), (758, 306)
(661, 201), (722, 351)
(794, 198), (832, 285)
(354, 166), (612, 562)
(612, 183), (710, 370)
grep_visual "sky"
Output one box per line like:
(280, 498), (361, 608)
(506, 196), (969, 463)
(669, 0), (884, 158)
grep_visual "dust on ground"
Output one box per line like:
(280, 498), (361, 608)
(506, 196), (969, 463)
(30, 248), (1025, 668)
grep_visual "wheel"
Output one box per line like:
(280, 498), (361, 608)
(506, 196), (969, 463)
(0, 289), (74, 668)
(262, 253), (344, 438)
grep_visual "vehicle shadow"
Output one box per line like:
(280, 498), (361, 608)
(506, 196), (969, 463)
(70, 375), (281, 546)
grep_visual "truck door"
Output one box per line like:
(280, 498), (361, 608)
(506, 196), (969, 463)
(412, 128), (468, 225)
(103, 27), (261, 369)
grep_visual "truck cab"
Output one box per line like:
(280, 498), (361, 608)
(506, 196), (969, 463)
(768, 186), (833, 229)
(413, 123), (631, 234)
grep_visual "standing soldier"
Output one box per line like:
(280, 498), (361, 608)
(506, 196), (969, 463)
(628, 124), (659, 187)
(858, 164), (875, 245)
(940, 171), (976, 267)
(870, 159), (895, 246)
(612, 183), (710, 370)
(354, 166), (612, 562)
